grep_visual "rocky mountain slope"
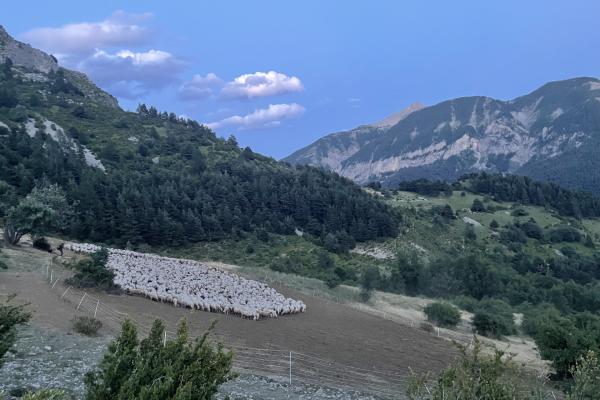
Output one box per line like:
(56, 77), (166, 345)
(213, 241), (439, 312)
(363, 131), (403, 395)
(285, 78), (600, 194)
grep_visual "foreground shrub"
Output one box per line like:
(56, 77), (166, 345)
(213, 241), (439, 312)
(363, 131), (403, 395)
(424, 302), (461, 328)
(72, 316), (102, 336)
(407, 338), (546, 400)
(0, 295), (31, 367)
(85, 319), (235, 399)
(568, 351), (600, 399)
(65, 248), (118, 291)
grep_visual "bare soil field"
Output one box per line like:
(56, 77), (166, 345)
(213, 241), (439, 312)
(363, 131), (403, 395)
(1, 245), (457, 378)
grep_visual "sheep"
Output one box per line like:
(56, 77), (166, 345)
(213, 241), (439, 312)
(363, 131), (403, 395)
(66, 242), (306, 319)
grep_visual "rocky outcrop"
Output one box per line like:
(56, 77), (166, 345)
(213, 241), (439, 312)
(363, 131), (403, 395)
(0, 25), (119, 108)
(0, 25), (58, 73)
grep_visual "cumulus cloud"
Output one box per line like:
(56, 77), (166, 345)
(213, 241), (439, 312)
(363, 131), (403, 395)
(177, 73), (223, 100)
(206, 103), (305, 130)
(20, 11), (153, 59)
(78, 49), (186, 98)
(220, 71), (303, 99)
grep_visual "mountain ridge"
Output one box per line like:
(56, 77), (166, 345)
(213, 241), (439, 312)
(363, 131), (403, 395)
(285, 77), (600, 194)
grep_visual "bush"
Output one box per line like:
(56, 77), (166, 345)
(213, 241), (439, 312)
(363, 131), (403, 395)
(471, 199), (486, 212)
(511, 208), (529, 217)
(420, 322), (435, 333)
(23, 389), (68, 399)
(548, 226), (582, 243)
(84, 319), (235, 399)
(453, 296), (479, 313)
(472, 299), (516, 338)
(72, 316), (102, 336)
(325, 275), (340, 289)
(407, 338), (545, 400)
(65, 248), (119, 291)
(33, 237), (53, 252)
(424, 302), (461, 328)
(0, 296), (31, 367)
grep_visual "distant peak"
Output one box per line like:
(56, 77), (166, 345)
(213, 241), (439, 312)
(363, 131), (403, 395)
(371, 102), (425, 128)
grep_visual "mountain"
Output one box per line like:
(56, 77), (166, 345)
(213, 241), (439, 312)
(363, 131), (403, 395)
(0, 25), (396, 247)
(284, 78), (600, 194)
(284, 102), (424, 172)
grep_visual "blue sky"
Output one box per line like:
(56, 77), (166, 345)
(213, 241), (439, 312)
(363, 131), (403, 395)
(3, 1), (600, 158)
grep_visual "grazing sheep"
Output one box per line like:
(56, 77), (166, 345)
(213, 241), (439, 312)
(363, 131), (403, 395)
(66, 242), (306, 319)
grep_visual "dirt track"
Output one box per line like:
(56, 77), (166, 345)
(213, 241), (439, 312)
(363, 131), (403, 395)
(0, 246), (457, 377)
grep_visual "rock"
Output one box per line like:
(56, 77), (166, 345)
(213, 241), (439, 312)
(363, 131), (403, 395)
(43, 345), (52, 351)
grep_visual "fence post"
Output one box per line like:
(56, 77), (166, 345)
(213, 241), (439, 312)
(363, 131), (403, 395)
(61, 286), (71, 299)
(94, 300), (100, 319)
(51, 276), (59, 289)
(50, 269), (53, 283)
(289, 351), (292, 385)
(163, 331), (167, 347)
(77, 292), (87, 311)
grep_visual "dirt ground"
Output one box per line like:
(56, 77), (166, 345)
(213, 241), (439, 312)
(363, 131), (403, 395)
(0, 245), (457, 378)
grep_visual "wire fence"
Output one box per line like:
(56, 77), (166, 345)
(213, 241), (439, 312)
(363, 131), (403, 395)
(40, 257), (409, 399)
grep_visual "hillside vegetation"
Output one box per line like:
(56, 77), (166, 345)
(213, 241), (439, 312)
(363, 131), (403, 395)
(0, 57), (396, 249)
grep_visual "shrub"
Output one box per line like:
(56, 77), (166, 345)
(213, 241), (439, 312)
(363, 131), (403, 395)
(490, 219), (500, 230)
(33, 237), (53, 252)
(407, 338), (543, 400)
(72, 316), (102, 336)
(511, 208), (529, 217)
(470, 198), (486, 212)
(420, 322), (435, 333)
(548, 226), (582, 243)
(472, 299), (516, 338)
(84, 319), (235, 399)
(568, 351), (600, 399)
(0, 296), (31, 367)
(464, 225), (477, 241)
(65, 248), (119, 291)
(325, 275), (340, 289)
(424, 302), (461, 328)
(23, 389), (67, 399)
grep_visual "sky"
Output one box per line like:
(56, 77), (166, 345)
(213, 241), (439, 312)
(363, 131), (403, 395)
(3, 1), (600, 159)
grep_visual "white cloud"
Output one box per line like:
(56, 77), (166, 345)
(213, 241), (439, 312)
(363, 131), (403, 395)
(78, 49), (185, 98)
(178, 73), (223, 100)
(221, 71), (303, 99)
(206, 103), (305, 130)
(20, 11), (152, 59)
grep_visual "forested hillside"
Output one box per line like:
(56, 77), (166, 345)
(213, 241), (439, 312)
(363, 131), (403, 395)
(0, 53), (396, 248)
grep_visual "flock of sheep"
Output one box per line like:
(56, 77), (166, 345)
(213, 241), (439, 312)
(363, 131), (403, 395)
(66, 243), (306, 320)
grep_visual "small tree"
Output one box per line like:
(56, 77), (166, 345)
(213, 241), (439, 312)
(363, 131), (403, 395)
(424, 302), (461, 328)
(4, 184), (69, 245)
(85, 319), (235, 399)
(0, 295), (31, 367)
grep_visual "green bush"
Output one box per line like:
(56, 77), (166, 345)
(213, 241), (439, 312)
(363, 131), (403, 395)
(65, 248), (118, 291)
(472, 299), (516, 338)
(424, 302), (461, 328)
(407, 338), (544, 400)
(72, 316), (102, 336)
(84, 319), (235, 399)
(22, 389), (68, 399)
(0, 296), (31, 367)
